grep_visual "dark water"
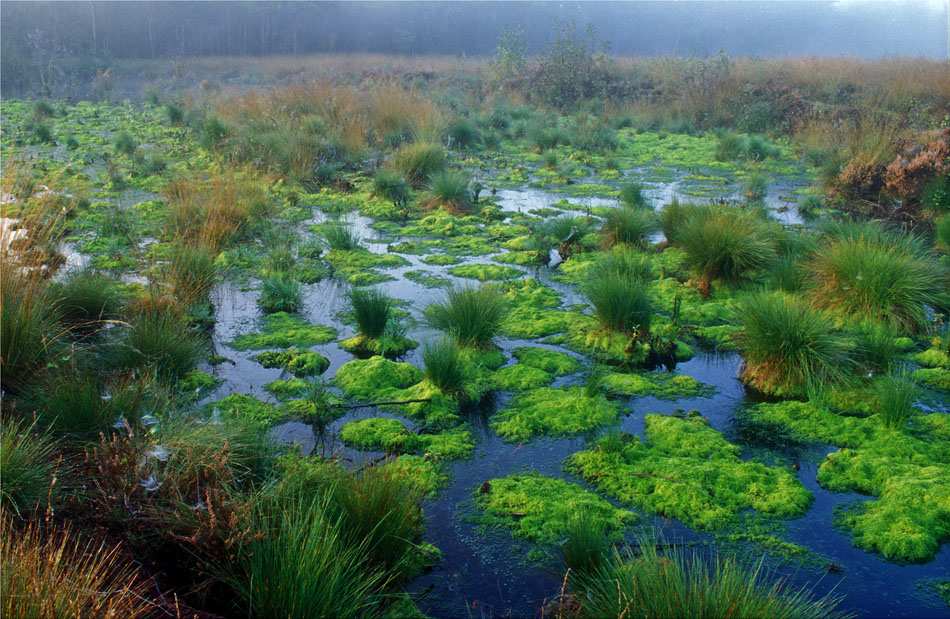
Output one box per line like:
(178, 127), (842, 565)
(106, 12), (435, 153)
(199, 179), (949, 619)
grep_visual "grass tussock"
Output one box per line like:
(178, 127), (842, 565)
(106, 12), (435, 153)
(427, 285), (505, 349)
(422, 337), (467, 396)
(421, 170), (472, 214)
(601, 207), (658, 249)
(584, 272), (653, 335)
(105, 301), (206, 383)
(0, 418), (59, 518)
(0, 269), (65, 393)
(347, 287), (394, 340)
(735, 291), (854, 397)
(389, 142), (446, 188)
(875, 373), (918, 429)
(259, 275), (303, 314)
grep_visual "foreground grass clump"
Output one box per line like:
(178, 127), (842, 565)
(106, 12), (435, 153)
(562, 532), (846, 619)
(422, 338), (468, 396)
(427, 285), (506, 349)
(734, 292), (854, 397)
(165, 242), (218, 305)
(259, 275), (302, 313)
(808, 223), (948, 334)
(0, 418), (59, 517)
(567, 415), (813, 529)
(475, 472), (635, 546)
(390, 141), (446, 188)
(673, 204), (775, 294)
(492, 386), (620, 442)
(584, 271), (653, 335)
(0, 269), (63, 394)
(1, 517), (152, 618)
(51, 268), (122, 330)
(105, 304), (206, 383)
(347, 287), (394, 339)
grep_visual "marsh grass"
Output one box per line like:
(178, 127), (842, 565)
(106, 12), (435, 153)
(658, 196), (691, 244)
(743, 167), (769, 202)
(105, 303), (206, 383)
(0, 418), (59, 517)
(808, 223), (948, 334)
(875, 373), (918, 429)
(0, 269), (65, 394)
(675, 205), (775, 293)
(568, 535), (847, 619)
(552, 515), (611, 584)
(372, 170), (410, 209)
(618, 182), (649, 209)
(855, 321), (899, 375)
(584, 273), (653, 335)
(348, 287), (394, 339)
(259, 276), (303, 314)
(165, 242), (218, 306)
(319, 222), (359, 251)
(1, 516), (153, 618)
(601, 207), (657, 249)
(422, 170), (472, 214)
(592, 247), (653, 283)
(427, 285), (505, 349)
(389, 142), (445, 188)
(422, 337), (467, 396)
(735, 292), (854, 397)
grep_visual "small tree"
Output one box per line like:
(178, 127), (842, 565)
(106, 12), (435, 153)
(491, 26), (527, 85)
(533, 21), (611, 109)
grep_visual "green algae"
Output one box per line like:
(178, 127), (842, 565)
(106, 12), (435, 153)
(404, 269), (451, 288)
(474, 472), (636, 545)
(205, 393), (287, 427)
(339, 417), (475, 459)
(511, 347), (580, 376)
(385, 455), (449, 498)
(493, 279), (576, 340)
(567, 415), (813, 530)
(602, 371), (714, 400)
(491, 364), (555, 391)
(448, 264), (525, 282)
(229, 312), (338, 351)
(333, 356), (424, 401)
(338, 333), (418, 359)
(492, 251), (540, 266)
(252, 349), (330, 377)
(492, 386), (621, 442)
(324, 248), (408, 284)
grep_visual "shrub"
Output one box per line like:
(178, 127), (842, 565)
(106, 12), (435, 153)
(1, 516), (152, 618)
(31, 123), (53, 144)
(422, 337), (467, 396)
(675, 205), (775, 294)
(347, 287), (393, 340)
(735, 292), (854, 397)
(601, 207), (657, 248)
(113, 131), (136, 155)
(259, 276), (302, 314)
(213, 493), (389, 619)
(164, 103), (184, 124)
(569, 536), (846, 619)
(743, 167), (769, 202)
(389, 142), (445, 188)
(584, 272), (653, 335)
(0, 418), (58, 517)
(427, 285), (506, 349)
(808, 223), (948, 334)
(32, 100), (55, 118)
(618, 182), (649, 209)
(875, 373), (918, 429)
(422, 170), (472, 214)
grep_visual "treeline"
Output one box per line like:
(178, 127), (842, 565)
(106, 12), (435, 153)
(1, 0), (945, 62)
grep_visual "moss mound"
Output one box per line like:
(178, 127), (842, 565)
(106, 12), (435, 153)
(492, 386), (621, 442)
(230, 312), (338, 351)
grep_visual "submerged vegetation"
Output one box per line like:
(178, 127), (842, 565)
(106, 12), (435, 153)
(0, 21), (947, 617)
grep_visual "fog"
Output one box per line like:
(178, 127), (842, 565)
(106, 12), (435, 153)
(2, 0), (947, 62)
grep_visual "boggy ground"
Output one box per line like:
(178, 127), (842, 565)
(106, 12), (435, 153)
(1, 58), (949, 618)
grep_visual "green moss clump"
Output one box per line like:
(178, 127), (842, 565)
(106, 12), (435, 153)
(492, 386), (621, 442)
(338, 334), (418, 359)
(914, 346), (949, 368)
(448, 264), (525, 282)
(420, 254), (463, 266)
(475, 472), (636, 545)
(230, 312), (338, 351)
(404, 270), (451, 288)
(324, 248), (408, 284)
(206, 393), (287, 427)
(491, 364), (555, 391)
(333, 356), (424, 401)
(567, 415), (813, 530)
(512, 347), (580, 376)
(912, 367), (950, 391)
(602, 372), (714, 400)
(920, 579), (950, 607)
(339, 417), (475, 459)
(495, 279), (576, 339)
(178, 370), (221, 395)
(263, 378), (311, 401)
(492, 251), (540, 266)
(385, 455), (449, 498)
(252, 349), (330, 377)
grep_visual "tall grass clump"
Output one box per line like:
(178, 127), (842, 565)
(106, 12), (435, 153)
(601, 207), (657, 248)
(324, 464), (425, 586)
(675, 205), (776, 294)
(259, 276), (302, 314)
(875, 373), (918, 429)
(51, 268), (121, 330)
(743, 167), (770, 202)
(105, 304), (206, 383)
(1, 517), (152, 618)
(427, 285), (505, 349)
(0, 270), (64, 394)
(567, 535), (846, 619)
(319, 222), (359, 251)
(0, 418), (59, 517)
(734, 292), (854, 397)
(935, 214), (950, 250)
(618, 182), (649, 209)
(584, 273), (653, 335)
(855, 321), (899, 375)
(658, 196), (691, 244)
(165, 242), (218, 305)
(347, 287), (393, 340)
(446, 117), (480, 150)
(422, 337), (467, 396)
(422, 170), (472, 214)
(372, 170), (410, 210)
(808, 222), (948, 334)
(113, 131), (136, 155)
(212, 492), (389, 619)
(553, 515), (612, 584)
(389, 142), (445, 188)
(591, 246), (654, 283)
